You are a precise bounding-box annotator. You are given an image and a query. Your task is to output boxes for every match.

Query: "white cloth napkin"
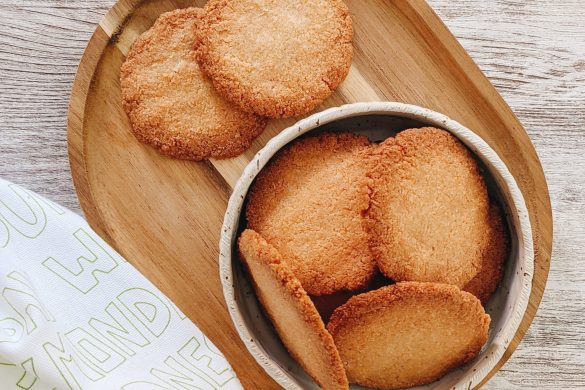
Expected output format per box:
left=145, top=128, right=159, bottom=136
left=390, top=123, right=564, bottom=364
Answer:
left=0, top=178, right=242, bottom=390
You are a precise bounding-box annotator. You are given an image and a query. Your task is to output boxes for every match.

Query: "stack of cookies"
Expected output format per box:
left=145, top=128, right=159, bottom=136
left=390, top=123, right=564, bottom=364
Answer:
left=120, top=0, right=353, bottom=161
left=238, top=129, right=509, bottom=390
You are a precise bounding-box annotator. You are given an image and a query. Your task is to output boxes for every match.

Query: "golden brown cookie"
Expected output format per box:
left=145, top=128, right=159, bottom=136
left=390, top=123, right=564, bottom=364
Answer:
left=195, top=0, right=353, bottom=118
left=238, top=229, right=348, bottom=390
left=327, top=282, right=490, bottom=389
left=365, top=127, right=493, bottom=288
left=246, top=133, right=376, bottom=296
left=463, top=202, right=509, bottom=303
left=120, top=7, right=267, bottom=160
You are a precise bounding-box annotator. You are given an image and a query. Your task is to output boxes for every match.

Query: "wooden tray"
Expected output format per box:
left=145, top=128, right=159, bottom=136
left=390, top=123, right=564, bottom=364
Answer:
left=67, top=0, right=552, bottom=388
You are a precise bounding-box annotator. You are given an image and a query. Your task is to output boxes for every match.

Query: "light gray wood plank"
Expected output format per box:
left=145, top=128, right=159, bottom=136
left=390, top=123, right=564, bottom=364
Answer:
left=0, top=1, right=583, bottom=388
left=0, top=1, right=111, bottom=211
left=430, top=1, right=585, bottom=388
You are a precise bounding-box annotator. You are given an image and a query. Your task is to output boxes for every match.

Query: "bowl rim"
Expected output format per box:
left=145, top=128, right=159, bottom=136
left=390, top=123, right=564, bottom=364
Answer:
left=218, top=101, right=534, bottom=389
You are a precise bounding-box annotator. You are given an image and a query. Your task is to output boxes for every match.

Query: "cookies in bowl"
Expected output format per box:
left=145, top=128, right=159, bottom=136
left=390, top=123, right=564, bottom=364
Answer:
left=237, top=127, right=509, bottom=389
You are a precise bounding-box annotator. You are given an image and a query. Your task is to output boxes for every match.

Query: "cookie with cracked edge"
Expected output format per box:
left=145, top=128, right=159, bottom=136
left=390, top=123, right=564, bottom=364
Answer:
left=327, top=282, right=490, bottom=389
left=246, top=132, right=376, bottom=296
left=238, top=229, right=348, bottom=390
left=364, top=127, right=494, bottom=288
left=120, top=7, right=267, bottom=160
left=195, top=0, right=353, bottom=118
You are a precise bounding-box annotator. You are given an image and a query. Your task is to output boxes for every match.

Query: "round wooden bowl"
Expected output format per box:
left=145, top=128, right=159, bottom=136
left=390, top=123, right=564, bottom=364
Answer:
left=220, top=102, right=534, bottom=389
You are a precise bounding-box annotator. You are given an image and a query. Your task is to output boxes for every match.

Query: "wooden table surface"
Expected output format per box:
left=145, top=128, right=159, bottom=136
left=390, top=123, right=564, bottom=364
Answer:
left=0, top=1, right=583, bottom=388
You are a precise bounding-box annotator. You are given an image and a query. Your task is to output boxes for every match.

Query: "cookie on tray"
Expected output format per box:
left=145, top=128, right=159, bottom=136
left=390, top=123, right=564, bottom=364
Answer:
left=246, top=133, right=376, bottom=296
left=327, top=282, right=490, bottom=389
left=120, top=7, right=267, bottom=160
left=365, top=127, right=494, bottom=288
left=195, top=0, right=353, bottom=118
left=238, top=229, right=348, bottom=390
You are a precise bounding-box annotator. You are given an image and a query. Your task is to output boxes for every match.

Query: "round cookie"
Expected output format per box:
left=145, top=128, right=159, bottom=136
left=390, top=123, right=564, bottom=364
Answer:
left=120, top=7, right=267, bottom=160
left=195, top=0, right=353, bottom=118
left=463, top=202, right=510, bottom=303
left=238, top=229, right=348, bottom=390
left=365, top=127, right=493, bottom=288
left=327, top=282, right=490, bottom=389
left=246, top=133, right=376, bottom=296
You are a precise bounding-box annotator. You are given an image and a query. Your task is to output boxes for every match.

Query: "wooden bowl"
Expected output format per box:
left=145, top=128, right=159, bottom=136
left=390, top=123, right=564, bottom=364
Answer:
left=219, top=102, right=534, bottom=390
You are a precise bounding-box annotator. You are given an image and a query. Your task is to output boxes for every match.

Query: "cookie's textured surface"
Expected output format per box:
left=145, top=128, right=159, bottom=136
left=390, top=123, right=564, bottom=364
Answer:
left=327, top=282, right=490, bottom=389
left=121, top=8, right=266, bottom=160
left=463, top=202, right=510, bottom=303
left=246, top=133, right=376, bottom=295
left=238, top=229, right=348, bottom=390
left=365, top=127, right=492, bottom=288
left=195, top=0, right=353, bottom=118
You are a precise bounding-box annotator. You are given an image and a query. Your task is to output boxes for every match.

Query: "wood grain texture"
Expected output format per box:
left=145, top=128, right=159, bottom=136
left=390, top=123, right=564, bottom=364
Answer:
left=0, top=1, right=582, bottom=389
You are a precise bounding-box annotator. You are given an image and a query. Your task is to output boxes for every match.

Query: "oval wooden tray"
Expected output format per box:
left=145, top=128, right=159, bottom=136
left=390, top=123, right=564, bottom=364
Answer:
left=67, top=0, right=552, bottom=388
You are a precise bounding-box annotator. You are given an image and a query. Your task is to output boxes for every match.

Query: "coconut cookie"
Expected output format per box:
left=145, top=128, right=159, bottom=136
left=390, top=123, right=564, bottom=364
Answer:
left=238, top=230, right=348, bottom=390
left=365, top=127, right=493, bottom=288
left=120, top=8, right=267, bottom=160
left=246, top=133, right=376, bottom=296
left=195, top=0, right=353, bottom=118
left=327, top=282, right=490, bottom=389
left=463, top=202, right=509, bottom=303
